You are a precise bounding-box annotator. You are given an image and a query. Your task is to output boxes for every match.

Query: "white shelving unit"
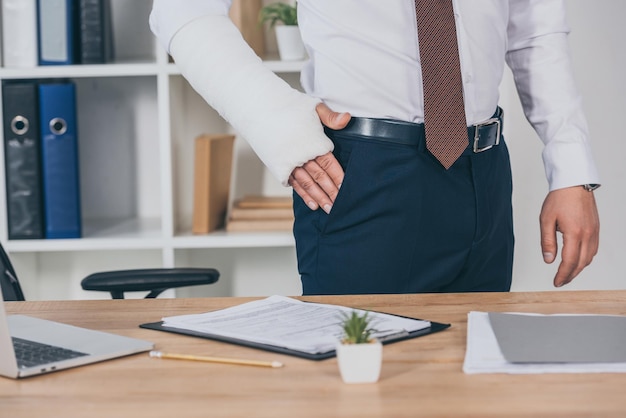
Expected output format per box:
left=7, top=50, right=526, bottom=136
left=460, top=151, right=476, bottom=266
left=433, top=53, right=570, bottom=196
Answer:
left=0, top=0, right=305, bottom=300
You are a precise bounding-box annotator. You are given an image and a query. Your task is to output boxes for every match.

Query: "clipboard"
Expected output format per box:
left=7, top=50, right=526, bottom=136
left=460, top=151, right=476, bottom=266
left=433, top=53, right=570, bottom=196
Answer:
left=139, top=315, right=450, bottom=361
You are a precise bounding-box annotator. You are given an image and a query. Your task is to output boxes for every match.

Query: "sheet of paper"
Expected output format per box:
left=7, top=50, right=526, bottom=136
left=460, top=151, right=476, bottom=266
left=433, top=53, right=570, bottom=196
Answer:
left=463, top=311, right=626, bottom=374
left=161, top=295, right=430, bottom=355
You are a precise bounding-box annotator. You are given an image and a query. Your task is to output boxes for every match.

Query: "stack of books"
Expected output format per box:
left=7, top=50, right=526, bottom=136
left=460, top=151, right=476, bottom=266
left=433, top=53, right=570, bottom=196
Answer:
left=226, top=196, right=294, bottom=232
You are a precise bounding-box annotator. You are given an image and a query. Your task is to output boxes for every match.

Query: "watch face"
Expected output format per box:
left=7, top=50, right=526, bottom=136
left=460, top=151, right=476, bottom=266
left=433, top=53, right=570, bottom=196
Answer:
left=583, top=184, right=600, bottom=192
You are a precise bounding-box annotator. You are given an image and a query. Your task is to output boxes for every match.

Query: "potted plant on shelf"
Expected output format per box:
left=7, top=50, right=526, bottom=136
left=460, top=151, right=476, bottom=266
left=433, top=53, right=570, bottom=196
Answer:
left=258, top=2, right=305, bottom=61
left=336, top=310, right=383, bottom=384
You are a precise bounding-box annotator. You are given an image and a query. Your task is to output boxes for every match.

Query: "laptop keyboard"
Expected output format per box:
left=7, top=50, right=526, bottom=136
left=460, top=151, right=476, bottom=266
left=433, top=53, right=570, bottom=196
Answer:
left=12, top=337, right=88, bottom=368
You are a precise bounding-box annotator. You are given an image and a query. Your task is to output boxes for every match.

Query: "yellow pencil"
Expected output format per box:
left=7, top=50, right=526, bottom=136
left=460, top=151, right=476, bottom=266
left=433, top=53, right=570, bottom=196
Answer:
left=149, top=350, right=284, bottom=368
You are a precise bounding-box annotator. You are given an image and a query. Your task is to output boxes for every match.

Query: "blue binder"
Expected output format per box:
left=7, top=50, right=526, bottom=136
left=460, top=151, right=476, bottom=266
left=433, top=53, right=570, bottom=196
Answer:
left=37, top=0, right=79, bottom=65
left=39, top=82, right=82, bottom=239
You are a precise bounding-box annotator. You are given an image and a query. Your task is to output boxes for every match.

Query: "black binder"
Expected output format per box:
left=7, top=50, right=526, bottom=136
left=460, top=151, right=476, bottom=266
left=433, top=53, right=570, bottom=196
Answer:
left=140, top=312, right=450, bottom=361
left=2, top=81, right=45, bottom=240
left=78, top=0, right=114, bottom=64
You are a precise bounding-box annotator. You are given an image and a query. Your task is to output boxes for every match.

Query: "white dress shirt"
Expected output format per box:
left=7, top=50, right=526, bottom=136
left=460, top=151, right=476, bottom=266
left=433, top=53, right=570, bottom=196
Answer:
left=150, top=0, right=599, bottom=190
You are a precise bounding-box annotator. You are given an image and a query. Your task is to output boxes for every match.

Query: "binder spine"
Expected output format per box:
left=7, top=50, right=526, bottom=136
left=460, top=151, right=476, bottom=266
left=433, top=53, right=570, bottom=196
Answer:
left=39, top=82, right=82, bottom=238
left=1, top=0, right=38, bottom=68
left=2, top=82, right=44, bottom=239
left=37, top=0, right=79, bottom=65
left=78, top=0, right=105, bottom=64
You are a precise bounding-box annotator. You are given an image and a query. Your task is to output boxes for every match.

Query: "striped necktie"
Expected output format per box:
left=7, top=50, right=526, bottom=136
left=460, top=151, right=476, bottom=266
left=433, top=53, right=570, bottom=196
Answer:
left=415, top=0, right=467, bottom=169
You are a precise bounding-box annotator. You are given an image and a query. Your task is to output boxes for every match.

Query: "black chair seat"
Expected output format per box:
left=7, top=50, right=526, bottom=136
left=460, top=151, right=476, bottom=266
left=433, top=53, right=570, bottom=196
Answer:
left=80, top=268, right=220, bottom=299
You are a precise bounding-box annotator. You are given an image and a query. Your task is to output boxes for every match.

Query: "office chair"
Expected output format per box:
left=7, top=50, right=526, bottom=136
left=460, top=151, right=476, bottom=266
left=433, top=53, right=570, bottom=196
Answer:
left=0, top=242, right=25, bottom=301
left=0, top=241, right=219, bottom=301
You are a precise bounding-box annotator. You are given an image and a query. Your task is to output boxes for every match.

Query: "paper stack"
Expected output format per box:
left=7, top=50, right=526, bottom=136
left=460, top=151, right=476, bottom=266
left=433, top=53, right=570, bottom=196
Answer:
left=226, top=196, right=294, bottom=232
left=463, top=311, right=626, bottom=374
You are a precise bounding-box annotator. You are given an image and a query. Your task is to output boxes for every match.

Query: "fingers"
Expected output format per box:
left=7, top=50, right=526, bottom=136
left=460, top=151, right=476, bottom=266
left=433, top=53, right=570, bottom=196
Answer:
left=540, top=215, right=558, bottom=266
left=289, top=152, right=344, bottom=214
left=553, top=224, right=598, bottom=287
left=288, top=103, right=349, bottom=213
left=540, top=187, right=600, bottom=288
left=316, top=102, right=351, bottom=130
left=315, top=152, right=344, bottom=187
left=553, top=236, right=582, bottom=288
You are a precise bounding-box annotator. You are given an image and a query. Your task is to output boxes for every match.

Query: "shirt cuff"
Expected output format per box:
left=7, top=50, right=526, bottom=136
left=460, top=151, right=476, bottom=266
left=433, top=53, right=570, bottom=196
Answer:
left=542, top=141, right=601, bottom=191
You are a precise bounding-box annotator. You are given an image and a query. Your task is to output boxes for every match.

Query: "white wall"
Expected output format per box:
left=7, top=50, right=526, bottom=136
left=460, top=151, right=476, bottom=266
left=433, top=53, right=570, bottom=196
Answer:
left=506, top=0, right=626, bottom=291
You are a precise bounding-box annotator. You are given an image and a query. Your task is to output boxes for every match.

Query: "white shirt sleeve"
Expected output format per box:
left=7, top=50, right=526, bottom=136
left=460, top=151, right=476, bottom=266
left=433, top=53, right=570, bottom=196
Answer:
left=149, top=1, right=334, bottom=185
left=506, top=0, right=600, bottom=190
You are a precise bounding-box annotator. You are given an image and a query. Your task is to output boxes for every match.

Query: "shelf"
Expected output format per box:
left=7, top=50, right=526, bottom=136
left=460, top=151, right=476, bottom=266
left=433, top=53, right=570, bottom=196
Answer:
left=4, top=221, right=296, bottom=253
left=0, top=62, right=161, bottom=79
left=4, top=218, right=164, bottom=252
left=173, top=231, right=295, bottom=249
left=4, top=238, right=166, bottom=253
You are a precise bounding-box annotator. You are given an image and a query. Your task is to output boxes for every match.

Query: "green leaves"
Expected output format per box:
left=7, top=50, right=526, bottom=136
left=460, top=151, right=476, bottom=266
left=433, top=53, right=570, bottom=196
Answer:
left=339, top=310, right=376, bottom=344
left=258, top=2, right=298, bottom=28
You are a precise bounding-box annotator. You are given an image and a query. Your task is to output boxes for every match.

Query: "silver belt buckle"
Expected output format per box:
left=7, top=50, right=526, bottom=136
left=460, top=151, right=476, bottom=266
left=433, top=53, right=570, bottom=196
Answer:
left=473, top=117, right=501, bottom=153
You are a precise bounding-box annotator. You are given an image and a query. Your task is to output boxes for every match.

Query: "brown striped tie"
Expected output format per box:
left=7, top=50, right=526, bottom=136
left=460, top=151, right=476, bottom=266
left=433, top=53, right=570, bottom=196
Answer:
left=415, top=0, right=467, bottom=169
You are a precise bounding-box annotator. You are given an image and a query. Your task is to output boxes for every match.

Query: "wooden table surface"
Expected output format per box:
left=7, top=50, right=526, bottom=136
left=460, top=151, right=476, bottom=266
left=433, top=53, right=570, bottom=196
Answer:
left=2, top=290, right=626, bottom=418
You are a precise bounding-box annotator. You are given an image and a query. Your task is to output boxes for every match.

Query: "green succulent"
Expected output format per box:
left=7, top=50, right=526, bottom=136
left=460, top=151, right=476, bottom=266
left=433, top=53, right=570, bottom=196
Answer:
left=258, top=2, right=298, bottom=28
left=339, top=310, right=377, bottom=344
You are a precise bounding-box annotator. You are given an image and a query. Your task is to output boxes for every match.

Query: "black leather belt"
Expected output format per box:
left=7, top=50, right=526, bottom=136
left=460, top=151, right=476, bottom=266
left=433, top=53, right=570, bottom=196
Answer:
left=327, top=107, right=503, bottom=156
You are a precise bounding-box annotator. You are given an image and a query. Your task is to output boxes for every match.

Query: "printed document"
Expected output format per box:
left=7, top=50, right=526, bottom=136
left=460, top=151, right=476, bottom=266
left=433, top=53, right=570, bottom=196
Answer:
left=463, top=311, right=626, bottom=374
left=162, top=295, right=430, bottom=355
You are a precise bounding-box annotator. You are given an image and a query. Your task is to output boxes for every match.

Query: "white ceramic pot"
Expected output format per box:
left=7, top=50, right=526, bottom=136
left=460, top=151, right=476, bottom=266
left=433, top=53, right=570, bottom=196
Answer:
left=275, top=25, right=305, bottom=61
left=336, top=340, right=383, bottom=384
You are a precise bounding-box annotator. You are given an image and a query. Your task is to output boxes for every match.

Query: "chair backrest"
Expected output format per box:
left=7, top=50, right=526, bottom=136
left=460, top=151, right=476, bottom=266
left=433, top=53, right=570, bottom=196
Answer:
left=0, top=242, right=25, bottom=301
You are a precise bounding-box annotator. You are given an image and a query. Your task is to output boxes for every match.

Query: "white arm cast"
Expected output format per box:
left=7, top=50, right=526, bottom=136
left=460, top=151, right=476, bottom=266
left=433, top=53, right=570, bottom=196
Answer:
left=169, top=15, right=334, bottom=185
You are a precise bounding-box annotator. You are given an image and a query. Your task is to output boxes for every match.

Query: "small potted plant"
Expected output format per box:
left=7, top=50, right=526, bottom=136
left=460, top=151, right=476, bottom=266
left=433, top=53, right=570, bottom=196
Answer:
left=336, top=310, right=383, bottom=384
left=258, top=2, right=305, bottom=61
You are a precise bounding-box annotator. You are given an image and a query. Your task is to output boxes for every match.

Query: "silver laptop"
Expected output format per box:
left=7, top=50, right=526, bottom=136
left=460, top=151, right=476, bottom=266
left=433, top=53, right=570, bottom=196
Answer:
left=0, top=285, right=154, bottom=379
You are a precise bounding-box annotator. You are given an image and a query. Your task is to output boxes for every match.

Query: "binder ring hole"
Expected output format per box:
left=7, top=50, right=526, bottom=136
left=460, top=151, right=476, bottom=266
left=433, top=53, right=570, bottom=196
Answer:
left=50, top=118, right=67, bottom=135
left=11, top=116, right=29, bottom=135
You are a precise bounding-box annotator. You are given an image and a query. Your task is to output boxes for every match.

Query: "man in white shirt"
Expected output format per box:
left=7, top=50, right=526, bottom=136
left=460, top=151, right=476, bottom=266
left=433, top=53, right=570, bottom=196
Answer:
left=150, top=0, right=600, bottom=295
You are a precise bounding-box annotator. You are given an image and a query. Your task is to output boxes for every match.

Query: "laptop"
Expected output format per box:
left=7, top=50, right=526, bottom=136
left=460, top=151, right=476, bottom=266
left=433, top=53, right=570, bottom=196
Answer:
left=0, top=280, right=154, bottom=379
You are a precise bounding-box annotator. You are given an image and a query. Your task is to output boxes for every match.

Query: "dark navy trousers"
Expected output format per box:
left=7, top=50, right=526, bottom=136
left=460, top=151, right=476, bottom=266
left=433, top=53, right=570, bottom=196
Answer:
left=293, top=118, right=514, bottom=295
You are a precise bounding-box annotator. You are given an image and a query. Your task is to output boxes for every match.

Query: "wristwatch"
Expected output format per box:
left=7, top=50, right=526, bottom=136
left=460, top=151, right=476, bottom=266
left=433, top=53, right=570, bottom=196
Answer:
left=581, top=184, right=600, bottom=192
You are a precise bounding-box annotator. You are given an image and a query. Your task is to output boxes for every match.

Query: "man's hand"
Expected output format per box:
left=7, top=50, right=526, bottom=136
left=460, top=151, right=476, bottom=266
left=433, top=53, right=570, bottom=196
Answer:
left=540, top=186, right=600, bottom=287
left=288, top=103, right=351, bottom=213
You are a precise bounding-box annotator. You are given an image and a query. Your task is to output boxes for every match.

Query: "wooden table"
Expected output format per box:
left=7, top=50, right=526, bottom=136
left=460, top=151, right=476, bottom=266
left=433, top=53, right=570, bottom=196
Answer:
left=2, top=291, right=626, bottom=417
